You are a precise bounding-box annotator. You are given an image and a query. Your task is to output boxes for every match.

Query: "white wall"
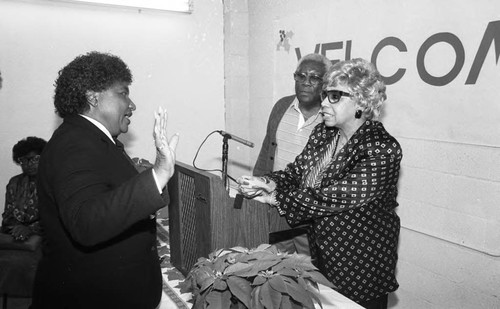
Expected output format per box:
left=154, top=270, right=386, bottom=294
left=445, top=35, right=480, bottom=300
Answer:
left=0, top=0, right=225, bottom=214
left=224, top=0, right=500, bottom=308
left=2, top=0, right=500, bottom=307
left=224, top=0, right=252, bottom=182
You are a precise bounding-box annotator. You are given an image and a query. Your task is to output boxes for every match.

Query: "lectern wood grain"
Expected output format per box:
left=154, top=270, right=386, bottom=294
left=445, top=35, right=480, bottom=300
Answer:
left=168, top=162, right=270, bottom=276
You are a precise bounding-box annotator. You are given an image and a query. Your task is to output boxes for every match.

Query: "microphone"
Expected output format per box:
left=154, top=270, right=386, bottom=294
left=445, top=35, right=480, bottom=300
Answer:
left=217, top=130, right=254, bottom=148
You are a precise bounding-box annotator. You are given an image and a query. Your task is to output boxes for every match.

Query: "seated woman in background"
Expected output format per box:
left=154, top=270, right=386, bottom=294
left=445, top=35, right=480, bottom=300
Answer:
left=238, top=58, right=402, bottom=309
left=1, top=136, right=47, bottom=242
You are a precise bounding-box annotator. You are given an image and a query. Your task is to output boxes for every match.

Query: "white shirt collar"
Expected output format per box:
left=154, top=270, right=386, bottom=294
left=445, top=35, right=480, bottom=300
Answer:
left=289, top=97, right=323, bottom=130
left=79, top=114, right=115, bottom=144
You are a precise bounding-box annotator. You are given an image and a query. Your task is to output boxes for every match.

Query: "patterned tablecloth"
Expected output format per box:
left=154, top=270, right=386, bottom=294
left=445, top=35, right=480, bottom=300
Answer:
left=156, top=218, right=192, bottom=309
left=155, top=218, right=362, bottom=309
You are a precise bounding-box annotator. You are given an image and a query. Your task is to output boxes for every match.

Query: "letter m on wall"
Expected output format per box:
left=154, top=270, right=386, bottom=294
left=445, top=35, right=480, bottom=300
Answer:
left=466, top=20, right=500, bottom=84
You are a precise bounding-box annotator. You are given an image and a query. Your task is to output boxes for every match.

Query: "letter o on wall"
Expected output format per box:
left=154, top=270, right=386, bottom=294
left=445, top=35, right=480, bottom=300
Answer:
left=417, top=32, right=465, bottom=86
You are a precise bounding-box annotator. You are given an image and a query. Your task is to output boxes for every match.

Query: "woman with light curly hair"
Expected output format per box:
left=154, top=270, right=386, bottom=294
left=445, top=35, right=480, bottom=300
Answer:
left=238, top=58, right=403, bottom=308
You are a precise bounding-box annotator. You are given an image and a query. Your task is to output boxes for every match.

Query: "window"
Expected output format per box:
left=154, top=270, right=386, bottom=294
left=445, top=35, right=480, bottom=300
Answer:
left=56, top=0, right=193, bottom=13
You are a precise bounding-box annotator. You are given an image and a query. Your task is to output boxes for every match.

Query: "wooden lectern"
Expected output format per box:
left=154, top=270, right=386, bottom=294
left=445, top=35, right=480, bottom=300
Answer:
left=168, top=162, right=277, bottom=276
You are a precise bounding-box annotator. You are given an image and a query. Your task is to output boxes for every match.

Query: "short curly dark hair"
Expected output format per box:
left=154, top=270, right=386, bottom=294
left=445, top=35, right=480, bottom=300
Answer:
left=53, top=51, right=133, bottom=118
left=12, top=136, right=47, bottom=164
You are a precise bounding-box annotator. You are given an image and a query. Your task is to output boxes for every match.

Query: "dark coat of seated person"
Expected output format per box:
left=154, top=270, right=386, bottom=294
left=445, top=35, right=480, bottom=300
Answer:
left=1, top=136, right=47, bottom=250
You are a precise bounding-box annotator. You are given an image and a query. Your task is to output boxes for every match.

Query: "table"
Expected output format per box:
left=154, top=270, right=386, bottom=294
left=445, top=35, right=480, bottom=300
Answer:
left=315, top=284, right=364, bottom=309
left=155, top=218, right=362, bottom=309
left=0, top=234, right=42, bottom=301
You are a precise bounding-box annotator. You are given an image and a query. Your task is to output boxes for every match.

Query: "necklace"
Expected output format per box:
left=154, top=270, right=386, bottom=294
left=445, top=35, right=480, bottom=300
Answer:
left=331, top=131, right=341, bottom=157
left=332, top=133, right=346, bottom=160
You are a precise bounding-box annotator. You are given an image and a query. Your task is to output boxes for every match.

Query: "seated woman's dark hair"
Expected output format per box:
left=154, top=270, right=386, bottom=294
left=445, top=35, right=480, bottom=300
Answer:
left=12, top=136, right=47, bottom=163
left=53, top=51, right=133, bottom=118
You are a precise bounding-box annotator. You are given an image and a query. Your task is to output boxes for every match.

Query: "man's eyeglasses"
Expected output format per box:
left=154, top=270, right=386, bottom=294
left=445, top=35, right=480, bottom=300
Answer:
left=293, top=72, right=323, bottom=86
left=18, top=155, right=40, bottom=166
left=321, top=90, right=353, bottom=103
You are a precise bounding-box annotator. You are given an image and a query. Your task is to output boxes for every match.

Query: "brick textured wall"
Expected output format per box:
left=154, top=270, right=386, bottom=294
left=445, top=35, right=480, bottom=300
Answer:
left=224, top=0, right=500, bottom=308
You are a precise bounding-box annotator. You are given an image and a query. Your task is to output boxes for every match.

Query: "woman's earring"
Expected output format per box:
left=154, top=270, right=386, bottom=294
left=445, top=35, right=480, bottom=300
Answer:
left=355, top=109, right=362, bottom=119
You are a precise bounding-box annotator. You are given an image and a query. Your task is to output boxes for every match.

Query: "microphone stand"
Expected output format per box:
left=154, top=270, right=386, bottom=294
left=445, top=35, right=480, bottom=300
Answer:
left=221, top=134, right=230, bottom=191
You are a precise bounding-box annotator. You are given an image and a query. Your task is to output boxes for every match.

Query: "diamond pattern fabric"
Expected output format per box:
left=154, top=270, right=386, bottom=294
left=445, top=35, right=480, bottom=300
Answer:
left=268, top=120, right=402, bottom=303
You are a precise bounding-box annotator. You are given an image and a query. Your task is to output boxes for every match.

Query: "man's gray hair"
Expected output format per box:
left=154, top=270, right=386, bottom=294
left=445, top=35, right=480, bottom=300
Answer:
left=296, top=53, right=332, bottom=72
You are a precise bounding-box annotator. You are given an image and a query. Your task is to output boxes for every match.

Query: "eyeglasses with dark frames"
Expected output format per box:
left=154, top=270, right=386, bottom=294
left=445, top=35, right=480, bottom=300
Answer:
left=293, top=72, right=323, bottom=86
left=321, top=90, right=353, bottom=103
left=18, top=155, right=40, bottom=166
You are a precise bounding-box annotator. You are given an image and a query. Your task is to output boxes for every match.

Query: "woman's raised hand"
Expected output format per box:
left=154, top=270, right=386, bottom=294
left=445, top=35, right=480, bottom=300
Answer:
left=153, top=106, right=179, bottom=188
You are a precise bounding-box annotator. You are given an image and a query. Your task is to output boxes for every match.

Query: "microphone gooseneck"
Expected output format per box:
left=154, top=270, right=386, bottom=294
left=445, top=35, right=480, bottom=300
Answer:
left=217, top=130, right=254, bottom=148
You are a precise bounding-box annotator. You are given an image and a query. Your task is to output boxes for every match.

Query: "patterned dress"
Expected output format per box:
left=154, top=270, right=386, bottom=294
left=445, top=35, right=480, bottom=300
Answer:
left=1, top=174, right=41, bottom=235
left=268, top=120, right=402, bottom=303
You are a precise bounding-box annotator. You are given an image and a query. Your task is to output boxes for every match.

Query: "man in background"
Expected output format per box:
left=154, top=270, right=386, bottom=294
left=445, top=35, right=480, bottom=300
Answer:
left=253, top=53, right=332, bottom=254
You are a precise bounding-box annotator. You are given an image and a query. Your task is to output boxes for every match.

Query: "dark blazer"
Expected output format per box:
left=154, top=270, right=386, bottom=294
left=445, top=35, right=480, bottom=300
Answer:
left=32, top=115, right=168, bottom=309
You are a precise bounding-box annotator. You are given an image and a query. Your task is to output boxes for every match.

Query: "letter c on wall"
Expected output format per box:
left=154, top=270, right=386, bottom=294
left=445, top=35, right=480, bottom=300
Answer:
left=371, top=37, right=407, bottom=85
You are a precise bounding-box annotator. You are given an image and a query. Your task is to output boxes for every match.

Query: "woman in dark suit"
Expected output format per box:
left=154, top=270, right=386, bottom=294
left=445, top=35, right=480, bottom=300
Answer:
left=238, top=58, right=402, bottom=309
left=31, top=51, right=178, bottom=309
